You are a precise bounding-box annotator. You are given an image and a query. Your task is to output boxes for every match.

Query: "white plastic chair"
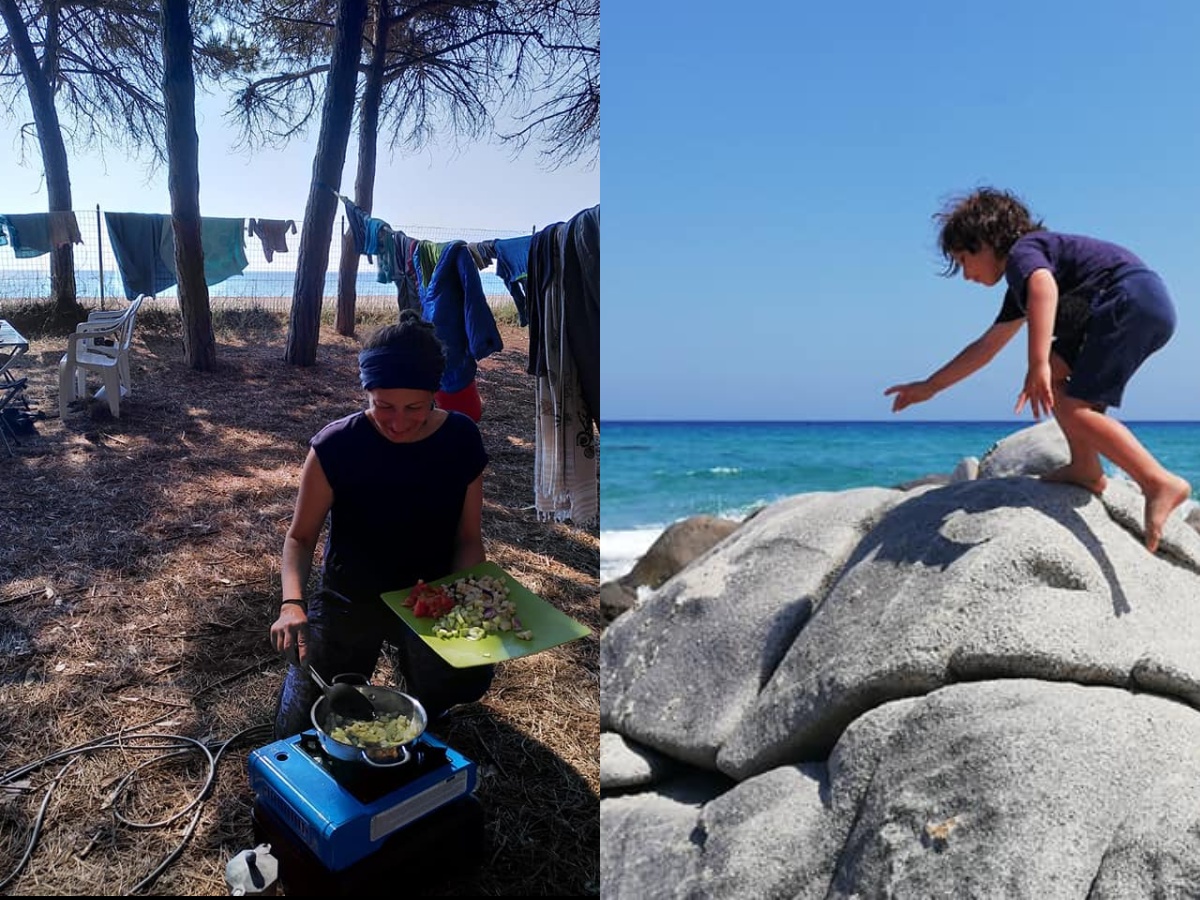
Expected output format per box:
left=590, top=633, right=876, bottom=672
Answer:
left=58, top=294, right=145, bottom=417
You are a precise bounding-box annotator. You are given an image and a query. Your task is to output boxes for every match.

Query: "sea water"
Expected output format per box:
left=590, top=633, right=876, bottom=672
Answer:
left=0, top=267, right=511, bottom=301
left=601, top=420, right=1200, bottom=582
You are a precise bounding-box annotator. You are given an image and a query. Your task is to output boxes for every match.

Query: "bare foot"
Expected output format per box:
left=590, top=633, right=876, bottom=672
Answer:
left=1040, top=465, right=1108, bottom=496
left=1144, top=475, right=1192, bottom=554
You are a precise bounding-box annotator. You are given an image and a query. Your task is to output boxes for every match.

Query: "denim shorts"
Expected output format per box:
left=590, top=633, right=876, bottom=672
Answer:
left=1065, top=270, right=1176, bottom=408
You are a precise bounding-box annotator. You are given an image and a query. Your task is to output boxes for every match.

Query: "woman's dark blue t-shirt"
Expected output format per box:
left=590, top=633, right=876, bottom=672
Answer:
left=311, top=410, right=488, bottom=599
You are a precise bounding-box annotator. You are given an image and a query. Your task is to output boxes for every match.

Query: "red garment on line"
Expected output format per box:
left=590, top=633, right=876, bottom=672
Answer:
left=436, top=379, right=482, bottom=422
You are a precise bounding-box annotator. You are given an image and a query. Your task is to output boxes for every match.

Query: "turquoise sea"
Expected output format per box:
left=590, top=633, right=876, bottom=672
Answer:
left=0, top=267, right=510, bottom=301
left=600, top=420, right=1200, bottom=582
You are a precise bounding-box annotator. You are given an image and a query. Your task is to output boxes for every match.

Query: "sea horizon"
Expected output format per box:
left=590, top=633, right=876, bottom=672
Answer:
left=603, top=417, right=1200, bottom=425
left=0, top=266, right=512, bottom=302
left=601, top=419, right=1200, bottom=583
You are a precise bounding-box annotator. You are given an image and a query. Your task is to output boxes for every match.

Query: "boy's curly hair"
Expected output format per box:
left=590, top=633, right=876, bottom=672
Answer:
left=935, top=187, right=1044, bottom=277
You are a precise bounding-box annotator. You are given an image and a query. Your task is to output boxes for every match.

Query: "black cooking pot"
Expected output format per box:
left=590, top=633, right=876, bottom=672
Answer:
left=310, top=682, right=428, bottom=768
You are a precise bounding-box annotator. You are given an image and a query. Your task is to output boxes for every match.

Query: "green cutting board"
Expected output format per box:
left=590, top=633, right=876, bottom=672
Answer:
left=382, top=561, right=592, bottom=668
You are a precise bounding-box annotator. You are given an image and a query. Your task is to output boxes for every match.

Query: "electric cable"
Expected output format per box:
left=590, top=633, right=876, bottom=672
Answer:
left=0, top=720, right=277, bottom=894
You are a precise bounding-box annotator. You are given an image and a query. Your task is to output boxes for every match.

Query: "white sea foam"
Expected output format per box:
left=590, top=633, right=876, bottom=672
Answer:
left=600, top=527, right=663, bottom=583
left=601, top=504, right=767, bottom=584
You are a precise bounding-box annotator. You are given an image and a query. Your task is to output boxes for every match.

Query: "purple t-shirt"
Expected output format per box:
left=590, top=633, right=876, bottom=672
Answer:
left=995, top=231, right=1148, bottom=324
left=311, top=410, right=488, bottom=599
left=993, top=231, right=1150, bottom=361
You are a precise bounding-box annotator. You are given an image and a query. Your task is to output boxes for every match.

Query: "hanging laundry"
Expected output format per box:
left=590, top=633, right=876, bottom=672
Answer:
left=364, top=218, right=390, bottom=258
left=248, top=218, right=296, bottom=263
left=104, top=212, right=249, bottom=301
left=394, top=231, right=422, bottom=314
left=372, top=223, right=400, bottom=284
left=0, top=211, right=83, bottom=258
left=335, top=192, right=391, bottom=264
left=525, top=223, right=561, bottom=379
left=337, top=194, right=369, bottom=255
left=492, top=235, right=533, bottom=326
left=417, top=241, right=451, bottom=286
left=526, top=216, right=597, bottom=528
left=465, top=242, right=493, bottom=271
left=435, top=380, right=483, bottom=423
left=562, top=205, right=600, bottom=431
left=104, top=213, right=177, bottom=299
left=415, top=239, right=503, bottom=396
left=189, top=217, right=250, bottom=286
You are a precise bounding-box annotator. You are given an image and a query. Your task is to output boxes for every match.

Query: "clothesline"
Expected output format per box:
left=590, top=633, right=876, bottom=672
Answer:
left=0, top=204, right=527, bottom=266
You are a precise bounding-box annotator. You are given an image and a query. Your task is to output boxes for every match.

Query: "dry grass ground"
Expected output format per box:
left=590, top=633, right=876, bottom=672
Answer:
left=0, top=302, right=599, bottom=896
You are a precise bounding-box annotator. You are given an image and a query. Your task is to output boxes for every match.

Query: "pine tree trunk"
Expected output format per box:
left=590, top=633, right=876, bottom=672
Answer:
left=335, top=228, right=360, bottom=336
left=334, top=0, right=391, bottom=337
left=287, top=0, right=370, bottom=365
left=0, top=0, right=79, bottom=317
left=161, top=0, right=215, bottom=371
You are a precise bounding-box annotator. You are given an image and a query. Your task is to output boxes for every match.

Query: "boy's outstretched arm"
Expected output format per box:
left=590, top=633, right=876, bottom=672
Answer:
left=1014, top=269, right=1058, bottom=419
left=885, top=319, right=1024, bottom=412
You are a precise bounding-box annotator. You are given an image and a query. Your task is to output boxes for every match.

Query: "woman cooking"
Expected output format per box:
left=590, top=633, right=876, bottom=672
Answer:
left=269, top=309, right=494, bottom=739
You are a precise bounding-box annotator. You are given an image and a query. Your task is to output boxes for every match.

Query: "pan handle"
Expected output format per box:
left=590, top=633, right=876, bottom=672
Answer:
left=359, top=744, right=412, bottom=768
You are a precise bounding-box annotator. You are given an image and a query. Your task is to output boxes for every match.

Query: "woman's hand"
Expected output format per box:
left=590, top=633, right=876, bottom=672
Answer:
left=1015, top=361, right=1054, bottom=419
left=884, top=380, right=936, bottom=412
left=270, top=603, right=309, bottom=666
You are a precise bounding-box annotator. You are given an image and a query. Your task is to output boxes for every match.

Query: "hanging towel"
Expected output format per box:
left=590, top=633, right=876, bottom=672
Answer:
left=160, top=216, right=249, bottom=288
left=104, top=213, right=177, bottom=299
left=530, top=219, right=597, bottom=528
left=200, top=217, right=250, bottom=285
left=0, top=211, right=83, bottom=258
left=105, top=212, right=249, bottom=300
left=416, top=240, right=503, bottom=395
left=248, top=218, right=296, bottom=262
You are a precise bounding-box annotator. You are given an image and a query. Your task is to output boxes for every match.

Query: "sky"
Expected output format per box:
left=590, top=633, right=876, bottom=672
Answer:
left=602, top=0, right=1200, bottom=422
left=0, top=87, right=598, bottom=236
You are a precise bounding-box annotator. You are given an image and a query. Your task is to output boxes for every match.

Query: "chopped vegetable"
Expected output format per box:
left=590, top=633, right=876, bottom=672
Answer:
left=330, top=711, right=422, bottom=748
left=428, top=574, right=534, bottom=641
left=404, top=580, right=457, bottom=618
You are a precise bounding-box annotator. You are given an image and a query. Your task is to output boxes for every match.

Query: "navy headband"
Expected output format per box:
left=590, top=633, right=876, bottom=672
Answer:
left=358, top=347, right=442, bottom=392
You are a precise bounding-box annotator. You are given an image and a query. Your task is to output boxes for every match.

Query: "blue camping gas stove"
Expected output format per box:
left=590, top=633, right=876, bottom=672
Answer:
left=248, top=730, right=484, bottom=895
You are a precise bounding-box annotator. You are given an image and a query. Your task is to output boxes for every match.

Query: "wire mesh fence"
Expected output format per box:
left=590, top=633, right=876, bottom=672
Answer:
left=0, top=206, right=531, bottom=315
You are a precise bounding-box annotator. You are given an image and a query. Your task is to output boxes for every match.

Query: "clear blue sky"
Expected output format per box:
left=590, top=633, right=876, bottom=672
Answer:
left=0, top=91, right=598, bottom=234
left=602, top=1, right=1200, bottom=422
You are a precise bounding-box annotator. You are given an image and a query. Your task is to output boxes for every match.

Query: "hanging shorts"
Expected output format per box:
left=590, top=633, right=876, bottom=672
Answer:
left=1066, top=269, right=1176, bottom=409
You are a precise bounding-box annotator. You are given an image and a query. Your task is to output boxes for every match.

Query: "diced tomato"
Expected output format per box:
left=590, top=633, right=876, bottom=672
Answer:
left=408, top=582, right=456, bottom=618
